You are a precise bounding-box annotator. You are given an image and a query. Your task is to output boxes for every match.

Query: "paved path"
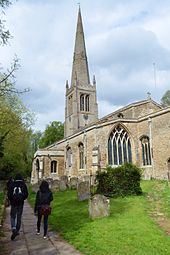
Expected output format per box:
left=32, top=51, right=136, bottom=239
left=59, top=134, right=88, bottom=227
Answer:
left=0, top=201, right=81, bottom=255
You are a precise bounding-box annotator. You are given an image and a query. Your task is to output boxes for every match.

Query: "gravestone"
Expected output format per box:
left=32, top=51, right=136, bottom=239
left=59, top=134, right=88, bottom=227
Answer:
left=60, top=175, right=69, bottom=187
left=31, top=183, right=39, bottom=193
left=89, top=194, right=110, bottom=219
left=45, top=178, right=53, bottom=189
left=59, top=180, right=67, bottom=191
left=77, top=181, right=90, bottom=201
left=51, top=179, right=60, bottom=191
left=70, top=177, right=78, bottom=189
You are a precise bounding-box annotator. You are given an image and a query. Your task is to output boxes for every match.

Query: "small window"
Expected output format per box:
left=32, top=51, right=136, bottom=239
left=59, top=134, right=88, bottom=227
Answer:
left=117, top=113, right=124, bottom=118
left=51, top=160, right=57, bottom=173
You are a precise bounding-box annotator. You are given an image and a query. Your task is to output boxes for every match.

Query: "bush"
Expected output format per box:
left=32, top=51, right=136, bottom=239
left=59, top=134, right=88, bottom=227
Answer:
left=96, top=163, right=143, bottom=197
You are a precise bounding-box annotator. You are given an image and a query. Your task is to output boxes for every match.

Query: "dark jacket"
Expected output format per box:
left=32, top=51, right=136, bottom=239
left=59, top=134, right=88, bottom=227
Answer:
left=8, top=179, right=28, bottom=206
left=34, top=190, right=53, bottom=214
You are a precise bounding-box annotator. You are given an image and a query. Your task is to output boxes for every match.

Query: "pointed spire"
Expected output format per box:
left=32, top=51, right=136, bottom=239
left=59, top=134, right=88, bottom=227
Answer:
left=93, top=74, right=96, bottom=86
left=66, top=80, right=69, bottom=90
left=71, top=7, right=90, bottom=87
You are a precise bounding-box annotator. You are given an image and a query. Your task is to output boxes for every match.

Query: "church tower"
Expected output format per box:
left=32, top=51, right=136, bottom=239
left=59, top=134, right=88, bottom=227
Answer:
left=64, top=7, right=98, bottom=137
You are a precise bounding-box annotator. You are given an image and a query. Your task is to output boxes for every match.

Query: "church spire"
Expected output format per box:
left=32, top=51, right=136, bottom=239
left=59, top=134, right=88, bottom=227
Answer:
left=71, top=7, right=90, bottom=87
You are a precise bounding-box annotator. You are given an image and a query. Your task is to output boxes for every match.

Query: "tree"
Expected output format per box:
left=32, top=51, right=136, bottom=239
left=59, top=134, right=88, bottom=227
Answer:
left=0, top=91, right=35, bottom=179
left=0, top=1, right=29, bottom=93
left=39, top=121, right=64, bottom=148
left=0, top=0, right=12, bottom=45
left=161, top=90, right=170, bottom=107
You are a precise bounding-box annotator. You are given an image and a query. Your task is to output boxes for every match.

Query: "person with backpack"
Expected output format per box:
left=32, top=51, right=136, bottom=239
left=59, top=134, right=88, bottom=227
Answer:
left=34, top=180, right=53, bottom=239
left=8, top=173, right=28, bottom=240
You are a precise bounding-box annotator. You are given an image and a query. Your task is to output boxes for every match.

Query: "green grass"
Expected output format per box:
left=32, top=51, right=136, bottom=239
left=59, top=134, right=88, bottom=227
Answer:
left=28, top=181, right=170, bottom=255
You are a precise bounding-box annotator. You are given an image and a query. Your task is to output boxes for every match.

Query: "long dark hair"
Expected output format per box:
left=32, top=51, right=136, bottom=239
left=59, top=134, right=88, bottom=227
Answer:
left=39, top=180, right=50, bottom=193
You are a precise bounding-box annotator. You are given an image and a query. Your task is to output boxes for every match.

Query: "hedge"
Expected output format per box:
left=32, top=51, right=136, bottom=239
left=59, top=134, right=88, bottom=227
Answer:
left=96, top=163, right=143, bottom=197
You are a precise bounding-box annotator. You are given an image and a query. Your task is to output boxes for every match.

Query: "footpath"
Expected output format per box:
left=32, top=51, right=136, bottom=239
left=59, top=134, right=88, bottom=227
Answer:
left=0, top=201, right=81, bottom=255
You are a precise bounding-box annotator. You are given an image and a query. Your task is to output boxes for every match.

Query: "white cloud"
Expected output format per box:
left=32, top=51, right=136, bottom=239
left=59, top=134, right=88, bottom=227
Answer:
left=1, top=0, right=170, bottom=131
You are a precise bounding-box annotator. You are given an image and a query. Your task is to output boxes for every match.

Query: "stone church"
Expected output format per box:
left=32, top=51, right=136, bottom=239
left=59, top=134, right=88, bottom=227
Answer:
left=31, top=8, right=170, bottom=184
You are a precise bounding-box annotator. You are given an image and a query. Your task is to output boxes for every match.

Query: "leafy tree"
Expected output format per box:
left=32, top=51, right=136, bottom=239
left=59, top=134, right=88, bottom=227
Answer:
left=0, top=91, right=35, bottom=179
left=39, top=121, right=64, bottom=148
left=30, top=130, right=42, bottom=154
left=161, top=90, right=170, bottom=107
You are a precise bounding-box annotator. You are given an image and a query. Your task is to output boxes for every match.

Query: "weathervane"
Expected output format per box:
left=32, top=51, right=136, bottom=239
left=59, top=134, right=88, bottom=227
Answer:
left=147, top=92, right=151, bottom=100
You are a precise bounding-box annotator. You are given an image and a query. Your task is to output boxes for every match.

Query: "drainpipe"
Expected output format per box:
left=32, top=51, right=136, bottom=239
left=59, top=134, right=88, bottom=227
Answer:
left=83, top=129, right=87, bottom=174
left=148, top=117, right=154, bottom=178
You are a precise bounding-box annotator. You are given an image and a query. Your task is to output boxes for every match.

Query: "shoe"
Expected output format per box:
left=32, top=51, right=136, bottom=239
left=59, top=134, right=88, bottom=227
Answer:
left=11, top=231, right=17, bottom=241
left=36, top=232, right=40, bottom=235
left=43, top=236, right=47, bottom=239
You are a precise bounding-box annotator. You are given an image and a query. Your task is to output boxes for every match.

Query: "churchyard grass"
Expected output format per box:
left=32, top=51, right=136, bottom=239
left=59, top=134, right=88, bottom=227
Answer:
left=28, top=181, right=170, bottom=255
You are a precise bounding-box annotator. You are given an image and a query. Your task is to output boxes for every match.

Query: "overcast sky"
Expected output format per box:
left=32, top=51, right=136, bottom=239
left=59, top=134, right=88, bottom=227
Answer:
left=1, top=0, right=170, bottom=131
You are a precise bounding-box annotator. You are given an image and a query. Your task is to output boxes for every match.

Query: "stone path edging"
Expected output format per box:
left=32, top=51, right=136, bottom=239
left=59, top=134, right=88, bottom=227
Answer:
left=0, top=200, right=82, bottom=255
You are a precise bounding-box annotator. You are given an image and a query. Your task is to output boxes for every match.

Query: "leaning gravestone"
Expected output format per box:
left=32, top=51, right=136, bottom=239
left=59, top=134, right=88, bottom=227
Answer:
left=77, top=181, right=90, bottom=201
left=59, top=180, right=67, bottom=191
left=89, top=194, right=110, bottom=219
left=51, top=179, right=60, bottom=191
left=70, top=177, right=78, bottom=189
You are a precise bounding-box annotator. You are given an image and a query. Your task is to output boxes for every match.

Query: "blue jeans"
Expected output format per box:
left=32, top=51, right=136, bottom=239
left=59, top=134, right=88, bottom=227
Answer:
left=37, top=208, right=48, bottom=236
left=10, top=205, right=23, bottom=232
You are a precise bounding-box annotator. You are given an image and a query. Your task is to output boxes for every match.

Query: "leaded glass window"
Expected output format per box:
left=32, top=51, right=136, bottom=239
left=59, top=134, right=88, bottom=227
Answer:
left=141, top=136, right=151, bottom=165
left=80, top=94, right=90, bottom=112
left=80, top=94, right=84, bottom=111
left=108, top=125, right=132, bottom=165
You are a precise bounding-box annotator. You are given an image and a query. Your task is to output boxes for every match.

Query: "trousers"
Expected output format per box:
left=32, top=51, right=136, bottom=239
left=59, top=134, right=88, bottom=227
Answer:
left=37, top=209, right=49, bottom=236
left=10, top=204, right=23, bottom=232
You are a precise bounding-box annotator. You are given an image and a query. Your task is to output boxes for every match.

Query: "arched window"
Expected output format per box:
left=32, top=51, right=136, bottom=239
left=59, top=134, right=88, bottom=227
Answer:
left=67, top=147, right=72, bottom=167
left=51, top=160, right=57, bottom=173
left=108, top=125, right=132, bottom=165
left=79, top=143, right=84, bottom=169
left=36, top=159, right=40, bottom=171
left=80, top=94, right=90, bottom=112
left=80, top=94, right=85, bottom=111
left=141, top=136, right=151, bottom=166
left=85, top=95, right=89, bottom=111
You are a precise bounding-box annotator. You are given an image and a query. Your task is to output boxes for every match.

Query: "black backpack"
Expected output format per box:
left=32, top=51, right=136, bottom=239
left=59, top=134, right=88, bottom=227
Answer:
left=13, top=186, right=24, bottom=205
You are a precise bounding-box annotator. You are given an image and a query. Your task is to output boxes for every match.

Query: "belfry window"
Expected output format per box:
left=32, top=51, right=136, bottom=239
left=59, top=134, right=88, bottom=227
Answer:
left=80, top=94, right=90, bottom=112
left=85, top=95, right=89, bottom=111
left=108, top=125, right=132, bottom=165
left=141, top=136, right=151, bottom=165
left=79, top=142, right=84, bottom=169
left=51, top=160, right=57, bottom=173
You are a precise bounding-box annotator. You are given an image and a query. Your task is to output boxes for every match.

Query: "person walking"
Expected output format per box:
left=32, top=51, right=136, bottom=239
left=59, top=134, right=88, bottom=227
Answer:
left=34, top=180, right=53, bottom=239
left=7, top=173, right=28, bottom=240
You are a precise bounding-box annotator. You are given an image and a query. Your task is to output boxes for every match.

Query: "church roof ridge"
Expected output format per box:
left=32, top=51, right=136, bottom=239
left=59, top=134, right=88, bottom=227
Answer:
left=98, top=99, right=162, bottom=122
